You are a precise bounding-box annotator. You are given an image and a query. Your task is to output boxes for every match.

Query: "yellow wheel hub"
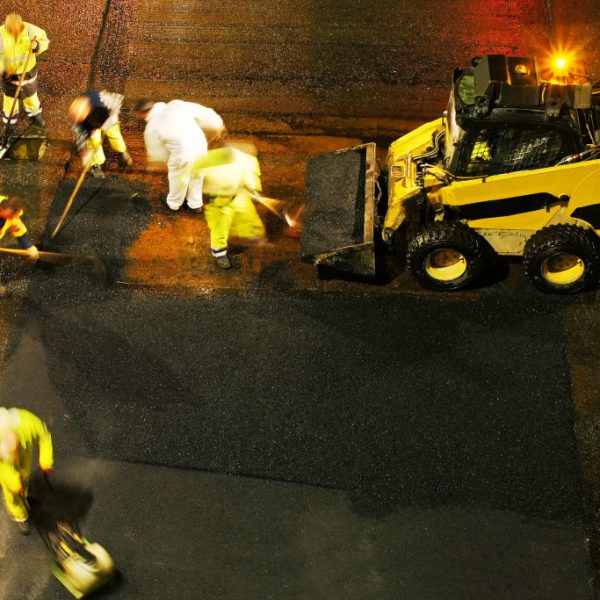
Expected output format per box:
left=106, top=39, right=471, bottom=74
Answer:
left=425, top=248, right=468, bottom=282
left=541, top=253, right=585, bottom=286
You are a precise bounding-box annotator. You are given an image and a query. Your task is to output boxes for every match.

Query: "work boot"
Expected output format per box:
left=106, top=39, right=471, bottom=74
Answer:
left=215, top=255, right=232, bottom=270
left=0, top=284, right=11, bottom=299
left=117, top=151, right=133, bottom=169
left=188, top=206, right=203, bottom=214
left=16, top=520, right=31, bottom=536
left=90, top=165, right=105, bottom=179
left=29, top=113, right=45, bottom=128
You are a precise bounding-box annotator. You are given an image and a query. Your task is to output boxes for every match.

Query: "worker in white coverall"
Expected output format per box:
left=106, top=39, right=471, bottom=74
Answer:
left=134, top=99, right=226, bottom=212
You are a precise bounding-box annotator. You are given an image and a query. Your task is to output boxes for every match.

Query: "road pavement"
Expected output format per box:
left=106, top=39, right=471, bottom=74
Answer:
left=0, top=1, right=599, bottom=598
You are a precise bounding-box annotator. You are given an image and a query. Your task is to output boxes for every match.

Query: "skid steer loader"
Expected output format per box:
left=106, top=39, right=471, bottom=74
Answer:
left=302, top=54, right=600, bottom=293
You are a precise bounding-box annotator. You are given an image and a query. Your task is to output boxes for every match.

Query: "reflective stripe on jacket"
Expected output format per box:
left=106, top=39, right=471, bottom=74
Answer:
left=0, top=22, right=49, bottom=77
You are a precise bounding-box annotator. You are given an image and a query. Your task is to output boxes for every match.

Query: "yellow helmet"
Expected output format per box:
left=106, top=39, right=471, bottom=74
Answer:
left=5, top=13, right=24, bottom=37
left=68, top=96, right=92, bottom=124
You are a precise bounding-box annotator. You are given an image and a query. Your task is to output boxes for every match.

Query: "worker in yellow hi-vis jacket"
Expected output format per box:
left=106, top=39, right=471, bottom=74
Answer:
left=193, top=144, right=266, bottom=269
left=0, top=195, right=39, bottom=298
left=0, top=13, right=49, bottom=128
left=0, top=407, right=53, bottom=535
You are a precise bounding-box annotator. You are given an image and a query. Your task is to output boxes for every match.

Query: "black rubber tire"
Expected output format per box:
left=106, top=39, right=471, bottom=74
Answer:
left=406, top=221, right=489, bottom=290
left=523, top=224, right=600, bottom=294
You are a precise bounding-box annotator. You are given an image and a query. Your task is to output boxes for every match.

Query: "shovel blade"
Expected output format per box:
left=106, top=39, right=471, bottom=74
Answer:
left=2, top=134, right=47, bottom=160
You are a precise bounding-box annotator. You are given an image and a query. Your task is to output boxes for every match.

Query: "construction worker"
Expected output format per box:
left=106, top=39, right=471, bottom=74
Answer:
left=194, top=144, right=266, bottom=269
left=0, top=196, right=39, bottom=298
left=0, top=13, right=49, bottom=128
left=69, top=90, right=133, bottom=179
left=134, top=98, right=226, bottom=212
left=0, top=407, right=53, bottom=535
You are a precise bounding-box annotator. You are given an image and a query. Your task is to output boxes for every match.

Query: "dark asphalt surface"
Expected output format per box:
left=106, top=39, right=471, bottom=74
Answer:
left=5, top=181, right=584, bottom=520
left=0, top=458, right=591, bottom=600
left=12, top=284, right=585, bottom=521
left=0, top=179, right=593, bottom=599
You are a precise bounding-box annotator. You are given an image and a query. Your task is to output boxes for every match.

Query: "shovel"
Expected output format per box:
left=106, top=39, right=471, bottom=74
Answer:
left=50, top=163, right=92, bottom=239
left=0, top=244, right=108, bottom=282
left=0, top=246, right=76, bottom=263
left=0, top=39, right=36, bottom=159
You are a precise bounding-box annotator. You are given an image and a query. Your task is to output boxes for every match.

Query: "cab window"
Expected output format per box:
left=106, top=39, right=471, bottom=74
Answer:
left=458, top=126, right=569, bottom=177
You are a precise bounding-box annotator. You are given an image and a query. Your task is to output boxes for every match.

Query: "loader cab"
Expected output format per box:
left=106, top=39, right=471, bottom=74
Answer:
left=445, top=55, right=587, bottom=178
left=449, top=116, right=582, bottom=178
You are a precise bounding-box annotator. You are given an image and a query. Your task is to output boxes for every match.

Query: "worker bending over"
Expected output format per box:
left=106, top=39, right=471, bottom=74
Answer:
left=0, top=407, right=53, bottom=535
left=134, top=98, right=226, bottom=212
left=69, top=90, right=133, bottom=179
left=0, top=13, right=49, bottom=128
left=196, top=144, right=266, bottom=269
left=0, top=196, right=38, bottom=297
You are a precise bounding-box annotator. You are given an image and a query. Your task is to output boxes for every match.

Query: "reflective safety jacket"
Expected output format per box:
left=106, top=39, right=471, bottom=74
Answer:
left=200, top=148, right=263, bottom=197
left=0, top=408, right=53, bottom=493
left=0, top=195, right=32, bottom=248
left=144, top=100, right=224, bottom=167
left=0, top=22, right=49, bottom=77
left=72, top=90, right=124, bottom=153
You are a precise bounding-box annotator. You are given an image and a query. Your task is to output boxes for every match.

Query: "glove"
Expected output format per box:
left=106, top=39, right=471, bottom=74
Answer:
left=81, top=149, right=93, bottom=167
left=25, top=246, right=39, bottom=261
left=31, top=40, right=39, bottom=53
left=42, top=466, right=53, bottom=475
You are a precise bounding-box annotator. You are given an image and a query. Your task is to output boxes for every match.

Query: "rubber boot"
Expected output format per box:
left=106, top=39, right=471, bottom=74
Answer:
left=29, top=113, right=45, bottom=128
left=117, top=151, right=133, bottom=169
left=90, top=165, right=105, bottom=179
left=215, top=255, right=232, bottom=269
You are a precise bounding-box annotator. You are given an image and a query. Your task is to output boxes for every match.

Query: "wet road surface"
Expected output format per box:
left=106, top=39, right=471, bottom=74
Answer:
left=0, top=0, right=600, bottom=598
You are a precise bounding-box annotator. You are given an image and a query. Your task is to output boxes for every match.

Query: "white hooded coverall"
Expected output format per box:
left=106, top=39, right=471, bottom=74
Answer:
left=143, top=100, right=224, bottom=211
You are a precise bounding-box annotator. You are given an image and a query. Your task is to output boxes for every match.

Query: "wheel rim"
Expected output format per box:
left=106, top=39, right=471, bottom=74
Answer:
left=540, top=252, right=586, bottom=286
left=424, top=248, right=468, bottom=282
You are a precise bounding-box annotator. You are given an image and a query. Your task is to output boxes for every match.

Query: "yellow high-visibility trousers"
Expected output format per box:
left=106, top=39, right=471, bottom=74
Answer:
left=0, top=447, right=32, bottom=522
left=88, top=123, right=127, bottom=166
left=2, top=92, right=41, bottom=124
left=204, top=192, right=265, bottom=257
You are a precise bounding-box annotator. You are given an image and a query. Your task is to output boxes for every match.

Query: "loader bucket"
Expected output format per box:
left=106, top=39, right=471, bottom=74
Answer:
left=301, top=143, right=377, bottom=278
left=3, top=133, right=47, bottom=160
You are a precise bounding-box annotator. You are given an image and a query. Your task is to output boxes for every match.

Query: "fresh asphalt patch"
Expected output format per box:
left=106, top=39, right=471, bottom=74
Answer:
left=6, top=287, right=585, bottom=521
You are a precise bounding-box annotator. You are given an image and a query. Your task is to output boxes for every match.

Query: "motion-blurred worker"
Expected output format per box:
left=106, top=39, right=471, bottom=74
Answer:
left=134, top=98, right=226, bottom=212
left=0, top=195, right=39, bottom=298
left=0, top=407, right=53, bottom=535
left=69, top=90, right=133, bottom=179
left=0, top=13, right=49, bottom=128
left=194, top=144, right=266, bottom=269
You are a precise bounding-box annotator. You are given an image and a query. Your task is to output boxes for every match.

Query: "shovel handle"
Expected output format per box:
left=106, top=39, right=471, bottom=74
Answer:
left=51, top=163, right=92, bottom=239
left=2, top=39, right=36, bottom=145
left=0, top=246, right=72, bottom=261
